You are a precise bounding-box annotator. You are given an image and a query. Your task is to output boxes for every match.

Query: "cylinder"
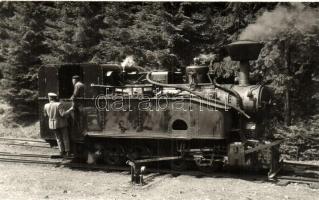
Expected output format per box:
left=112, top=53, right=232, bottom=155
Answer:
left=239, top=61, right=250, bottom=86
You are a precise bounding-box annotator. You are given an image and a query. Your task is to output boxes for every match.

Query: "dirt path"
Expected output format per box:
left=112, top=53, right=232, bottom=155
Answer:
left=0, top=160, right=318, bottom=199
left=0, top=162, right=318, bottom=200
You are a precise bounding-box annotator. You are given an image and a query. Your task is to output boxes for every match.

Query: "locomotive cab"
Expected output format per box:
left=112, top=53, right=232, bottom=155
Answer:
left=38, top=63, right=102, bottom=142
left=58, top=64, right=83, bottom=98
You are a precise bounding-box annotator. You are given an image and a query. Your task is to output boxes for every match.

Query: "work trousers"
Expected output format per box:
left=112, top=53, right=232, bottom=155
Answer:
left=72, top=100, right=86, bottom=138
left=53, top=127, right=70, bottom=153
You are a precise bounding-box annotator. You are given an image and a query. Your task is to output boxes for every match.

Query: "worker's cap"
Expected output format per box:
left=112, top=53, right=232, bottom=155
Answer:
left=72, top=75, right=80, bottom=79
left=47, top=92, right=58, bottom=97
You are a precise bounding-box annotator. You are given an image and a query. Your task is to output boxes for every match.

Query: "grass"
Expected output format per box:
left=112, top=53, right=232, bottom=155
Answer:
left=0, top=121, right=40, bottom=139
left=0, top=103, right=40, bottom=139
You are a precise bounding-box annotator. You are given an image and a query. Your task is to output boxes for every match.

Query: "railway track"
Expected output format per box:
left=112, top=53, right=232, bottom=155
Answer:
left=63, top=160, right=319, bottom=188
left=274, top=161, right=319, bottom=188
left=275, top=175, right=319, bottom=189
left=0, top=137, right=55, bottom=149
left=0, top=137, right=47, bottom=143
left=0, top=157, right=61, bottom=165
left=0, top=151, right=62, bottom=165
left=0, top=152, right=318, bottom=188
left=0, top=151, right=61, bottom=159
left=0, top=137, right=61, bottom=166
left=0, top=137, right=318, bottom=188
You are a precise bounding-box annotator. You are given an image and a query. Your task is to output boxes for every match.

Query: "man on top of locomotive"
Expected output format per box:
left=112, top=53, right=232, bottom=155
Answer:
left=44, top=93, right=74, bottom=157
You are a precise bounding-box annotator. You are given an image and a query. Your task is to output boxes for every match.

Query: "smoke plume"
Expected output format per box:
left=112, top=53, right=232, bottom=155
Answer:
left=121, top=56, right=136, bottom=68
left=239, top=3, right=319, bottom=41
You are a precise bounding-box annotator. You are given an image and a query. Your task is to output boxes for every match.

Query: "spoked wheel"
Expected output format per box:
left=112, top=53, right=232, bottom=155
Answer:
left=103, top=144, right=125, bottom=165
left=127, top=145, right=152, bottom=160
left=196, top=161, right=223, bottom=173
left=170, top=159, right=188, bottom=171
left=197, top=166, right=213, bottom=173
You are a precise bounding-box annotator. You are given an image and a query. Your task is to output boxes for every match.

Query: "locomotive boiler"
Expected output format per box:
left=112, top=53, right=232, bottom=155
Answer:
left=38, top=40, right=280, bottom=175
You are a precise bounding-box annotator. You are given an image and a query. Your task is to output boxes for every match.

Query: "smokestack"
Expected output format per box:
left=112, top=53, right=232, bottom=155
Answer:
left=239, top=61, right=250, bottom=86
left=225, top=40, right=263, bottom=86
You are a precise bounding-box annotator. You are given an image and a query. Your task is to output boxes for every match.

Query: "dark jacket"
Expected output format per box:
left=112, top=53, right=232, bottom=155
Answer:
left=71, top=81, right=85, bottom=100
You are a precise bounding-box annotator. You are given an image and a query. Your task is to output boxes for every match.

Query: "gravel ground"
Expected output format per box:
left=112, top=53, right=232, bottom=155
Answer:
left=0, top=162, right=318, bottom=200
left=0, top=142, right=318, bottom=200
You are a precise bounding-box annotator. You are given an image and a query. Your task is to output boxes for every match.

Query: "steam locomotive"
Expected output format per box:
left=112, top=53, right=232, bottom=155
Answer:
left=38, top=41, right=280, bottom=175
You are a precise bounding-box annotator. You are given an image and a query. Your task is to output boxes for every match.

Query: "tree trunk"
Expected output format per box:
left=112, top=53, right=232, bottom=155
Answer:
left=284, top=87, right=291, bottom=126
left=284, top=40, right=291, bottom=126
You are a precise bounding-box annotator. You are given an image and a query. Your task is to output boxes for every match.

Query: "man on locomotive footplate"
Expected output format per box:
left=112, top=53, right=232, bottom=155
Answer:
left=44, top=93, right=74, bottom=157
left=70, top=75, right=85, bottom=132
left=71, top=75, right=84, bottom=102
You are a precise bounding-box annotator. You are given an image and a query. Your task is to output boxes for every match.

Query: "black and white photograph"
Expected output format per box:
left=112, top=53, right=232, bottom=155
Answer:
left=0, top=1, right=318, bottom=199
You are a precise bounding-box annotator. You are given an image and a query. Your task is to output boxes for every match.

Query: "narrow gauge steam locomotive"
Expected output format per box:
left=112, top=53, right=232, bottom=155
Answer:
left=38, top=41, right=280, bottom=175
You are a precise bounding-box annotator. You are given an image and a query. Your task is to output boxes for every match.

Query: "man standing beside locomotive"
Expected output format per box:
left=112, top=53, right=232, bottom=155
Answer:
left=44, top=93, right=74, bottom=157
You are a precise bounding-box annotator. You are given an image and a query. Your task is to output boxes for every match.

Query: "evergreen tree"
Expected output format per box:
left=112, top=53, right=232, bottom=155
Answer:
left=41, top=2, right=105, bottom=64
left=95, top=3, right=170, bottom=69
left=0, top=2, right=48, bottom=122
left=249, top=4, right=319, bottom=124
left=0, top=1, right=317, bottom=132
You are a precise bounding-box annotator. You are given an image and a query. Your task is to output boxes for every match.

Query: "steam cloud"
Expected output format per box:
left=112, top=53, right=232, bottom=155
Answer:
left=239, top=3, right=319, bottom=41
left=121, top=56, right=136, bottom=68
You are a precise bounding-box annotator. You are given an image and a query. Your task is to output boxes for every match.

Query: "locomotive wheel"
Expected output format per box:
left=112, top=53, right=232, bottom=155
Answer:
left=104, top=144, right=125, bottom=165
left=197, top=166, right=214, bottom=173
left=197, top=162, right=223, bottom=173
left=127, top=145, right=152, bottom=160
left=170, top=159, right=188, bottom=171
